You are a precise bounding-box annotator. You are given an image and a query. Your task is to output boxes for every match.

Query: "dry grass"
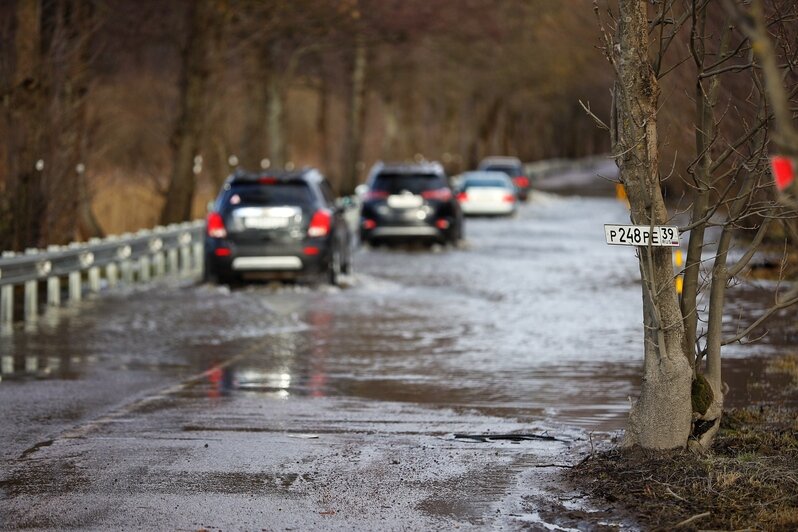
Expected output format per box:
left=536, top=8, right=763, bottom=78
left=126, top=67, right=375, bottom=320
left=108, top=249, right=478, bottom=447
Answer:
left=568, top=406, right=798, bottom=531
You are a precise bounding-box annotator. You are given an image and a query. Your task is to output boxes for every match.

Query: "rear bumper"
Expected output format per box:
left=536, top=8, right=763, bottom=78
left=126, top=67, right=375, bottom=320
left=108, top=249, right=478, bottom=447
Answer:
left=205, top=238, right=329, bottom=279
left=370, top=226, right=441, bottom=237
left=461, top=202, right=515, bottom=216
left=360, top=223, right=450, bottom=243
left=231, top=256, right=303, bottom=271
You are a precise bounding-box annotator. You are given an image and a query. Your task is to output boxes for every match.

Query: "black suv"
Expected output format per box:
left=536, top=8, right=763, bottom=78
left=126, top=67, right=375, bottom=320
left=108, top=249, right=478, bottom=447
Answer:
left=359, top=161, right=463, bottom=246
left=477, top=156, right=531, bottom=201
left=204, top=168, right=352, bottom=285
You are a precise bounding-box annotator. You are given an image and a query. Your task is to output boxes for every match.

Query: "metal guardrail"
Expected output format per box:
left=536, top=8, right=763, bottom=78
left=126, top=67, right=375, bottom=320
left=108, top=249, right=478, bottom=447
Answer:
left=0, top=221, right=205, bottom=326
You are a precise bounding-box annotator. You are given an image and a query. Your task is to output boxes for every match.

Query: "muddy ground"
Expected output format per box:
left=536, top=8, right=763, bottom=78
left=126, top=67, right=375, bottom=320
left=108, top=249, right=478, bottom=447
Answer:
left=1, top=165, right=796, bottom=530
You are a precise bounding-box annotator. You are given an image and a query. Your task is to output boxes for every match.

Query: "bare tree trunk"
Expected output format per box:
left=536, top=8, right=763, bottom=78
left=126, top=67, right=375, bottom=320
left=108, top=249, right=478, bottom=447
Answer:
left=381, top=95, right=399, bottom=160
left=7, top=0, right=47, bottom=250
left=267, top=75, right=285, bottom=168
left=341, top=33, right=367, bottom=195
left=66, top=0, right=103, bottom=240
left=317, top=72, right=331, bottom=177
left=729, top=0, right=798, bottom=207
left=239, top=72, right=268, bottom=171
left=161, top=1, right=212, bottom=225
left=612, top=0, right=693, bottom=450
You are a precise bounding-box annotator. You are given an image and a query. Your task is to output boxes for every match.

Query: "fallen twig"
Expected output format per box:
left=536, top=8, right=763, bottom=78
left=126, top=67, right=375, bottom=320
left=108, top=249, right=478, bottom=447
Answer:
left=674, top=511, right=710, bottom=528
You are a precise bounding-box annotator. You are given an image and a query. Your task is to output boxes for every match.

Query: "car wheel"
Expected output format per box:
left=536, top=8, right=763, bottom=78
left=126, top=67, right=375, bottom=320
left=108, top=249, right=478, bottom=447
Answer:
left=328, top=248, right=342, bottom=286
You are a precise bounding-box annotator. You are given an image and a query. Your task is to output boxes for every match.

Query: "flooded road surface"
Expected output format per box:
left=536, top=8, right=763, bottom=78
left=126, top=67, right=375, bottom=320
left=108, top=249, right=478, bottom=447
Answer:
left=1, top=190, right=796, bottom=529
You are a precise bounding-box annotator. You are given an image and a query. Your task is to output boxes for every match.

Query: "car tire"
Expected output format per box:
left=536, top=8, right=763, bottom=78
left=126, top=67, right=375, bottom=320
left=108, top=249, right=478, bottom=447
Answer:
left=328, top=248, right=342, bottom=286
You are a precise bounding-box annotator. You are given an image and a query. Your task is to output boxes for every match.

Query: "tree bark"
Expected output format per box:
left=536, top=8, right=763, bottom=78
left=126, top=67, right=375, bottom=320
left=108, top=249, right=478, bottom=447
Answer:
left=613, top=0, right=693, bottom=450
left=267, top=74, right=285, bottom=169
left=6, top=0, right=47, bottom=250
left=341, top=33, right=367, bottom=195
left=161, top=1, right=212, bottom=225
left=239, top=71, right=268, bottom=171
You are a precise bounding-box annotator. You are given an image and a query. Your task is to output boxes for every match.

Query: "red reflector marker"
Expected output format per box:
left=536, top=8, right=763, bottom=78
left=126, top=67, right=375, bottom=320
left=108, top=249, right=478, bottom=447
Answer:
left=304, top=246, right=320, bottom=256
left=308, top=209, right=332, bottom=237
left=206, top=212, right=227, bottom=238
left=214, top=248, right=231, bottom=257
left=514, top=176, right=529, bottom=188
left=771, top=156, right=796, bottom=191
left=362, top=219, right=377, bottom=230
left=436, top=219, right=450, bottom=230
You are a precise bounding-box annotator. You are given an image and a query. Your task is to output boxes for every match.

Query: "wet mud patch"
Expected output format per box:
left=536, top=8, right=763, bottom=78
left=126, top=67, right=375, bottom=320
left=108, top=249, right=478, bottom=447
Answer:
left=0, top=458, right=91, bottom=496
left=138, top=471, right=307, bottom=495
left=566, top=406, right=798, bottom=530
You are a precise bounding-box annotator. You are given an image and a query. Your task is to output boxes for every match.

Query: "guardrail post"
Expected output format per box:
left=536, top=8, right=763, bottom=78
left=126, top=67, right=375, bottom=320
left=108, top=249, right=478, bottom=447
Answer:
left=69, top=271, right=82, bottom=303
left=168, top=248, right=179, bottom=276
left=88, top=266, right=100, bottom=293
left=139, top=256, right=151, bottom=283
left=121, top=260, right=133, bottom=284
left=47, top=276, right=60, bottom=306
left=1, top=285, right=13, bottom=326
left=106, top=263, right=119, bottom=288
left=1, top=355, right=13, bottom=375
left=193, top=242, right=204, bottom=275
left=180, top=246, right=191, bottom=276
left=24, top=280, right=38, bottom=322
left=153, top=252, right=165, bottom=279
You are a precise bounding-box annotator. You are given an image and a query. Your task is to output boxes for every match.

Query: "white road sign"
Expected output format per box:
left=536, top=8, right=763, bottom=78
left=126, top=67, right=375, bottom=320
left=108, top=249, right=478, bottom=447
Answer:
left=604, top=224, right=680, bottom=247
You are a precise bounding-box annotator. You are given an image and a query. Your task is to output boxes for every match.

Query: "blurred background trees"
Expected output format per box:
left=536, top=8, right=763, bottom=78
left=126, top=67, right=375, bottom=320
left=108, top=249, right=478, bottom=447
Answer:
left=0, top=0, right=613, bottom=247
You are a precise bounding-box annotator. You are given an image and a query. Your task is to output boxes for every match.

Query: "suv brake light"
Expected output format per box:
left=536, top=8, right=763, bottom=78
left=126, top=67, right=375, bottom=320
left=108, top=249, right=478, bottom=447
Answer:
left=513, top=176, right=529, bottom=188
left=421, top=188, right=452, bottom=201
left=456, top=192, right=468, bottom=202
left=207, top=212, right=227, bottom=238
left=308, top=209, right=332, bottom=237
left=364, top=190, right=389, bottom=201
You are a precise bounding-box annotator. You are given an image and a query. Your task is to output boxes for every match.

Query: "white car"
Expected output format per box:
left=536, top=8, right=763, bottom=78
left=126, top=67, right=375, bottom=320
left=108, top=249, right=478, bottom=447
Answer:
left=455, top=171, right=518, bottom=216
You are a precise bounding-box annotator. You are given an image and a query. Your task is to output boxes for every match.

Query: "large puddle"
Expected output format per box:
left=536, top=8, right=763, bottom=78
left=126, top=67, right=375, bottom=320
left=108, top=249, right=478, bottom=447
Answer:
left=1, top=194, right=796, bottom=434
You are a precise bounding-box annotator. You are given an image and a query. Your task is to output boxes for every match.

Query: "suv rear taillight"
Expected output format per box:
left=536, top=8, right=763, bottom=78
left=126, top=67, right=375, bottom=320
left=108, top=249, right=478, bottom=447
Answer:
left=364, top=190, right=389, bottom=201
left=207, top=212, right=227, bottom=238
left=308, top=209, right=332, bottom=237
left=421, top=188, right=452, bottom=201
left=513, top=176, right=529, bottom=188
left=456, top=192, right=468, bottom=202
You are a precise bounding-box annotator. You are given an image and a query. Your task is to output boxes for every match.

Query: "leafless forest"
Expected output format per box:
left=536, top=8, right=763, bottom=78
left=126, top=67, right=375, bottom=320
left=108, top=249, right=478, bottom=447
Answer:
left=1, top=0, right=796, bottom=252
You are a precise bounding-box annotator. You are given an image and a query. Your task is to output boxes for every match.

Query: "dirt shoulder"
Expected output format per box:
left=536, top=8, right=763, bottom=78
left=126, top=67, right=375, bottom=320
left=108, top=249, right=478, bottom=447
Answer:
left=566, top=406, right=798, bottom=530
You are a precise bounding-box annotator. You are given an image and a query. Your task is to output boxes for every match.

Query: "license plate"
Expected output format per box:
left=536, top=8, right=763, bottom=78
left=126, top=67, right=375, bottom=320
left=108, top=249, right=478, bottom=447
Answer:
left=604, top=224, right=680, bottom=246
left=244, top=217, right=289, bottom=229
left=387, top=194, right=423, bottom=209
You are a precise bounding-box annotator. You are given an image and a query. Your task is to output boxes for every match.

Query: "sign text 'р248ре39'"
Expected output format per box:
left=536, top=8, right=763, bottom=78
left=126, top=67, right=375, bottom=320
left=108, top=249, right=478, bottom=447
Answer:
left=604, top=224, right=680, bottom=247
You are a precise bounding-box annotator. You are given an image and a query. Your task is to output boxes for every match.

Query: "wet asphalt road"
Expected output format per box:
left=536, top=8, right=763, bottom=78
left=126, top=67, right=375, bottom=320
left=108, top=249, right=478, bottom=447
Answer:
left=0, top=182, right=794, bottom=530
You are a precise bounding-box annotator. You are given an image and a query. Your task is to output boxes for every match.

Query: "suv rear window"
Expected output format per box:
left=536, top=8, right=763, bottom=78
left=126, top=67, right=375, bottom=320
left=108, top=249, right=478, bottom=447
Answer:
left=482, top=165, right=522, bottom=177
left=372, top=173, right=447, bottom=194
left=224, top=182, right=313, bottom=209
left=464, top=178, right=512, bottom=189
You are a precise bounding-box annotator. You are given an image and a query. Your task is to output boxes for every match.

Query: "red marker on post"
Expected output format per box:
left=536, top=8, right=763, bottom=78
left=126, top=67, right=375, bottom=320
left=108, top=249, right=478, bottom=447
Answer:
left=770, top=156, right=796, bottom=191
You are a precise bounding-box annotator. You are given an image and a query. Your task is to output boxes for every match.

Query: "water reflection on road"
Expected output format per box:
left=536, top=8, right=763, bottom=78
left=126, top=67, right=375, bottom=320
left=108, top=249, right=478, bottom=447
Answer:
left=1, top=193, right=795, bottom=434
